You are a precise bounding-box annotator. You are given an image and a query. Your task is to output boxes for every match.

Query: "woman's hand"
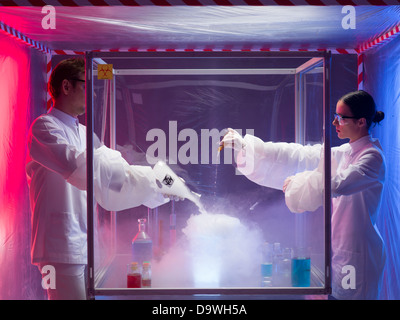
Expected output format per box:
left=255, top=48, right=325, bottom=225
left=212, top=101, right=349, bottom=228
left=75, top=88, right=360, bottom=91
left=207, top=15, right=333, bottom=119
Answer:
left=219, top=128, right=245, bottom=152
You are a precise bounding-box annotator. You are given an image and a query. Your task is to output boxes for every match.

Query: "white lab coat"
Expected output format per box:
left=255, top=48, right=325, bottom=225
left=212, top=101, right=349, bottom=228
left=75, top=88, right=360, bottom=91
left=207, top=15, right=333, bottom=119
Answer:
left=237, top=134, right=386, bottom=300
left=26, top=108, right=167, bottom=265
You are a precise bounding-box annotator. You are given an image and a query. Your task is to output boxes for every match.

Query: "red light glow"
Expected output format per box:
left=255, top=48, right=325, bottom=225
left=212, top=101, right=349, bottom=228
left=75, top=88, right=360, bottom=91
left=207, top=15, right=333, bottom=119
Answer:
left=0, top=34, right=32, bottom=299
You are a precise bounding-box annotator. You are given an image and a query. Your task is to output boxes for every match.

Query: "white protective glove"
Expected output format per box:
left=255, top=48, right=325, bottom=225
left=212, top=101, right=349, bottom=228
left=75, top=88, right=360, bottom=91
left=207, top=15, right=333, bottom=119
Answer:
left=160, top=176, right=187, bottom=201
left=163, top=194, right=184, bottom=201
left=219, top=128, right=246, bottom=153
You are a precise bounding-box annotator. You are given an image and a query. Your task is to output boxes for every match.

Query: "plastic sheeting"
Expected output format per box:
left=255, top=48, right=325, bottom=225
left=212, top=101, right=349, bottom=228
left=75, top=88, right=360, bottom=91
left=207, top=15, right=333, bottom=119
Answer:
left=0, top=6, right=400, bottom=51
left=0, top=48, right=356, bottom=301
left=0, top=35, right=47, bottom=299
left=364, top=35, right=400, bottom=300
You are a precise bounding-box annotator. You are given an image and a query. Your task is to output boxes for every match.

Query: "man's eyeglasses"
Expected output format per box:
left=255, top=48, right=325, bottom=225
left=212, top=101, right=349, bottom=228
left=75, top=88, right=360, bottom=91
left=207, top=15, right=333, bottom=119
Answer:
left=334, top=113, right=358, bottom=125
left=69, top=78, right=85, bottom=83
left=68, top=78, right=86, bottom=89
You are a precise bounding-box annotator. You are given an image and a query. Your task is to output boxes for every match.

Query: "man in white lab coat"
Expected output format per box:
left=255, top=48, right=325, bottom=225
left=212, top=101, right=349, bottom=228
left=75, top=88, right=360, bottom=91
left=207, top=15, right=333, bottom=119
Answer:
left=26, top=58, right=168, bottom=300
left=221, top=90, right=386, bottom=300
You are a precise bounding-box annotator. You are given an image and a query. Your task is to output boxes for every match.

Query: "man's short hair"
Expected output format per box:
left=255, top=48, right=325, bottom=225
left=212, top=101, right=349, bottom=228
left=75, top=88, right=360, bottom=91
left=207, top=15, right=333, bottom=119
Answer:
left=48, top=58, right=85, bottom=101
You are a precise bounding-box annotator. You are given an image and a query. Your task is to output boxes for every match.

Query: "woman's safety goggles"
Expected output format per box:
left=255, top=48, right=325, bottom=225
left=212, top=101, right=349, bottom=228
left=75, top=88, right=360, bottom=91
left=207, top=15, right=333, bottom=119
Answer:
left=333, top=113, right=359, bottom=125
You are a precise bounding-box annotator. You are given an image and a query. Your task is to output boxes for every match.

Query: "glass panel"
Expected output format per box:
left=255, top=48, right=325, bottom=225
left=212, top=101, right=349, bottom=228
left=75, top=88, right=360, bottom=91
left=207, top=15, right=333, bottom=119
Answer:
left=295, top=60, right=326, bottom=288
left=89, top=53, right=328, bottom=295
left=92, top=74, right=118, bottom=287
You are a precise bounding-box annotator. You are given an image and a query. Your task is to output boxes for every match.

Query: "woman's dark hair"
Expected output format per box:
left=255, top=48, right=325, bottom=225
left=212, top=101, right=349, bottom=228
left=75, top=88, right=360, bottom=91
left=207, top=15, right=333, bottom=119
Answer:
left=340, top=90, right=384, bottom=129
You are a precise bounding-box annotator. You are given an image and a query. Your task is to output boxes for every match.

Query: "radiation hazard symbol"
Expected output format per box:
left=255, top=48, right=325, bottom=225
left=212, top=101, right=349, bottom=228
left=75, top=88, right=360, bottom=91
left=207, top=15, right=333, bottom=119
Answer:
left=97, top=64, right=113, bottom=80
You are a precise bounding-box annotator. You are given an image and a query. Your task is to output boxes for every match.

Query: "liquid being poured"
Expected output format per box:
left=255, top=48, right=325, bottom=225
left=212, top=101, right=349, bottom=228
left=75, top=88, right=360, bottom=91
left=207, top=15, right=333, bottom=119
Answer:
left=186, top=192, right=207, bottom=215
left=214, top=148, right=221, bottom=199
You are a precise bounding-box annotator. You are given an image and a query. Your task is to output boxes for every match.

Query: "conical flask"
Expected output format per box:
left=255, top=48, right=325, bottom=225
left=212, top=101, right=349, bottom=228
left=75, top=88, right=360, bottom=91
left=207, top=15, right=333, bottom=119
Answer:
left=153, top=160, right=204, bottom=213
left=153, top=161, right=202, bottom=202
left=132, top=218, right=152, bottom=265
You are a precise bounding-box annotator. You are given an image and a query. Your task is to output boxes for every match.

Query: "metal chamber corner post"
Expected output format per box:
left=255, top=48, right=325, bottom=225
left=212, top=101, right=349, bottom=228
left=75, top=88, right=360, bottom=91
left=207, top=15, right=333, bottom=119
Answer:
left=85, top=52, right=95, bottom=300
left=294, top=53, right=332, bottom=294
left=323, top=51, right=332, bottom=295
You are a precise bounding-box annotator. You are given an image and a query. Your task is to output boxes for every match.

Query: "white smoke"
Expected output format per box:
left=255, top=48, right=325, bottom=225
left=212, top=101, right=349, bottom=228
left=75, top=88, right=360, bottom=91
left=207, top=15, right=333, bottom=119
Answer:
left=152, top=211, right=264, bottom=288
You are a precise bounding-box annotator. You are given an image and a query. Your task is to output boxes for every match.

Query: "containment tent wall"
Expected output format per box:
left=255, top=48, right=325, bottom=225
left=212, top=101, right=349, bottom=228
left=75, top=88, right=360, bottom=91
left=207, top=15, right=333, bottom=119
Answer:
left=363, top=34, right=400, bottom=300
left=0, top=33, right=47, bottom=300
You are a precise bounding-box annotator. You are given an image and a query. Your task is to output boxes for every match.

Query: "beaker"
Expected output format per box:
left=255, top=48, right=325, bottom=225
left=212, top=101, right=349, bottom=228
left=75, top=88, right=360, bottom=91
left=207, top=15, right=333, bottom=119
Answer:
left=291, top=247, right=311, bottom=287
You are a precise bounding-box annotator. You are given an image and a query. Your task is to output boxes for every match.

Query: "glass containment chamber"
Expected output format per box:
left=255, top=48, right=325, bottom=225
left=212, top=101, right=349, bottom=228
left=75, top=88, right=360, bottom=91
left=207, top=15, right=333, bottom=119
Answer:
left=85, top=51, right=331, bottom=298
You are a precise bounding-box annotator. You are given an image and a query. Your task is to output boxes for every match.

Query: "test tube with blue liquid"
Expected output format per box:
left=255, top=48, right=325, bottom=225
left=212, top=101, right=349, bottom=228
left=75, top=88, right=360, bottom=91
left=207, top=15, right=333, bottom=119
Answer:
left=261, top=242, right=273, bottom=287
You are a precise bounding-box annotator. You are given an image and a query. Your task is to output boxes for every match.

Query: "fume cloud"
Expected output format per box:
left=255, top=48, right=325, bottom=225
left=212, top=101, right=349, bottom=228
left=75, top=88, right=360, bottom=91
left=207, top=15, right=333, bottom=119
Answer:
left=152, top=210, right=264, bottom=288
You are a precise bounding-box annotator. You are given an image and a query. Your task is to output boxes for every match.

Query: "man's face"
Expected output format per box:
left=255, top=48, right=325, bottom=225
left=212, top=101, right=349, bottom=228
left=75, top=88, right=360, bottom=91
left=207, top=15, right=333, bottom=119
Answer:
left=62, top=72, right=86, bottom=117
left=69, top=73, right=86, bottom=117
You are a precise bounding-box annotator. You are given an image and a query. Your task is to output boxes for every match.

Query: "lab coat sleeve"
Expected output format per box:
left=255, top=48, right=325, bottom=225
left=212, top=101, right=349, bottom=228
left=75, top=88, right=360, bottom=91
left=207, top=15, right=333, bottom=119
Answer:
left=29, top=117, right=167, bottom=210
left=284, top=148, right=340, bottom=213
left=331, top=149, right=385, bottom=197
left=236, top=134, right=322, bottom=190
left=68, top=146, right=169, bottom=211
left=284, top=147, right=384, bottom=213
left=94, top=146, right=168, bottom=210
left=284, top=170, right=323, bottom=213
left=28, top=116, right=84, bottom=181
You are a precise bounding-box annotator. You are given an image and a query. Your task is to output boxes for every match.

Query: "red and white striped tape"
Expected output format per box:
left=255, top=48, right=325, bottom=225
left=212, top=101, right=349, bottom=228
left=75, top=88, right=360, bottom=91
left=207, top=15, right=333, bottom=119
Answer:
left=357, top=53, right=364, bottom=90
left=356, top=23, right=400, bottom=89
left=46, top=53, right=53, bottom=110
left=1, top=0, right=400, bottom=6
left=0, top=21, right=50, bottom=54
left=359, top=24, right=400, bottom=53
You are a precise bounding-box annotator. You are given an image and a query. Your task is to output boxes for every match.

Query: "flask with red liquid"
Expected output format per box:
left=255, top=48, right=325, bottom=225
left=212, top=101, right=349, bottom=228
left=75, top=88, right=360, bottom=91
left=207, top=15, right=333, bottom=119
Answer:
left=127, top=262, right=142, bottom=288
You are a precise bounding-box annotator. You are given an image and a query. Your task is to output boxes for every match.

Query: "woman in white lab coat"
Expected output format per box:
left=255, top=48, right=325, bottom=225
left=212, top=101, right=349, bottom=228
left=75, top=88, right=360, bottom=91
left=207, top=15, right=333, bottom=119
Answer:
left=221, top=90, right=386, bottom=300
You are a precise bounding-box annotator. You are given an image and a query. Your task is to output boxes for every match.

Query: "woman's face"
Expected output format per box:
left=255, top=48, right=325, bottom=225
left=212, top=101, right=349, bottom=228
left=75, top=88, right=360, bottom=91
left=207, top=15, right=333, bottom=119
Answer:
left=333, top=100, right=363, bottom=143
